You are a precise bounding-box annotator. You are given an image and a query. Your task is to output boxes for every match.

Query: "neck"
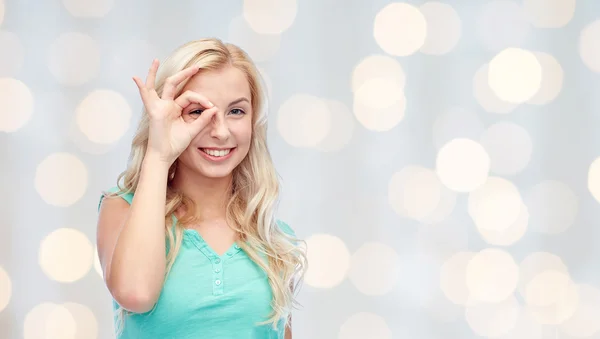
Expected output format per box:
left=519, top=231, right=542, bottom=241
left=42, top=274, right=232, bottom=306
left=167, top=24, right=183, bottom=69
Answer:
left=170, top=167, right=233, bottom=222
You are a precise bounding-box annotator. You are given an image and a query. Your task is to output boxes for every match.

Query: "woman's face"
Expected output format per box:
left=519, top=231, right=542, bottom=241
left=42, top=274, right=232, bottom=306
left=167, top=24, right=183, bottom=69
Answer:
left=176, top=65, right=253, bottom=180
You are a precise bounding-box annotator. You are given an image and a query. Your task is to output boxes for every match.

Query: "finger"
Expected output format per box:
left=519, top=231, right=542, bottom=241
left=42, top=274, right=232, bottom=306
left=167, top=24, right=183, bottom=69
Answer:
left=174, top=90, right=214, bottom=110
left=132, top=76, right=152, bottom=105
left=145, top=59, right=159, bottom=89
left=133, top=75, right=160, bottom=106
left=132, top=76, right=145, bottom=92
left=187, top=107, right=219, bottom=136
left=161, top=66, right=201, bottom=100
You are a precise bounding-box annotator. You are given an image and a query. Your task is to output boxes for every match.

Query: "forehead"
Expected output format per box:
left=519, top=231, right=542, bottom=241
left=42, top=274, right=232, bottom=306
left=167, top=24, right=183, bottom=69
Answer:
left=182, top=65, right=251, bottom=103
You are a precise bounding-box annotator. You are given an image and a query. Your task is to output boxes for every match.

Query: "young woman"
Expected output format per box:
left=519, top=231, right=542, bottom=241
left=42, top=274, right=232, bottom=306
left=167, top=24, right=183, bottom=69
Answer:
left=96, top=38, right=306, bottom=338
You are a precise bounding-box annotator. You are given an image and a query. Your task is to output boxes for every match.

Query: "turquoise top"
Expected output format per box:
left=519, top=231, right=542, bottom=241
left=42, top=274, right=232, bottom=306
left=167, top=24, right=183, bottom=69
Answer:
left=98, top=187, right=294, bottom=339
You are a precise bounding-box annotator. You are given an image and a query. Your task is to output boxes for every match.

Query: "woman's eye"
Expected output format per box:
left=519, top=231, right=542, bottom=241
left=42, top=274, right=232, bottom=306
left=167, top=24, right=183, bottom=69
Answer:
left=190, top=109, right=204, bottom=115
left=230, top=108, right=245, bottom=115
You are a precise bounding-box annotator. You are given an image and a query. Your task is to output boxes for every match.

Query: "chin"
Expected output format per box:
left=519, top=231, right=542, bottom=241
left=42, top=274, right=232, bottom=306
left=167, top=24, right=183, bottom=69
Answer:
left=195, top=166, right=236, bottom=179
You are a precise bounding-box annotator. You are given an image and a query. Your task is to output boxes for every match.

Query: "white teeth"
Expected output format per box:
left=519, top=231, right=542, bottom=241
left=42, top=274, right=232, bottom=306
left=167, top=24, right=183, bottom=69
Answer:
left=202, top=148, right=231, bottom=157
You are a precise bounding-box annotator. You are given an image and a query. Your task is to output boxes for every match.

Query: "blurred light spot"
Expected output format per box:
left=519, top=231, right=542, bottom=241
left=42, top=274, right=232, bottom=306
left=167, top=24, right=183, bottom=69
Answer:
left=388, top=166, right=442, bottom=221
left=348, top=242, right=401, bottom=296
left=242, top=0, right=297, bottom=35
left=588, top=156, right=600, bottom=204
left=480, top=122, right=533, bottom=175
left=418, top=186, right=456, bottom=225
left=476, top=0, right=532, bottom=51
left=525, top=270, right=579, bottom=324
left=419, top=2, right=461, bottom=55
left=525, top=270, right=574, bottom=307
left=353, top=78, right=406, bottom=131
left=473, top=63, right=518, bottom=114
left=417, top=218, right=468, bottom=262
left=93, top=246, right=102, bottom=278
left=560, top=284, right=600, bottom=337
left=39, top=228, right=94, bottom=283
left=523, top=0, right=575, bottom=28
left=338, top=312, right=392, bottom=339
left=496, top=307, right=543, bottom=339
left=76, top=89, right=132, bottom=144
left=387, top=165, right=456, bottom=222
left=468, top=176, right=523, bottom=232
left=351, top=55, right=405, bottom=93
left=488, top=48, right=542, bottom=104
left=304, top=234, right=350, bottom=288
left=432, top=107, right=485, bottom=151
left=63, top=302, right=98, bottom=339
left=35, top=153, right=88, bottom=207
left=0, top=31, right=24, bottom=76
left=373, top=3, right=427, bottom=56
left=62, top=0, right=114, bottom=17
left=465, top=296, right=520, bottom=337
left=0, top=266, right=11, bottom=312
left=48, top=32, right=100, bottom=86
left=518, top=252, right=569, bottom=299
left=69, top=122, right=118, bottom=155
left=465, top=248, right=519, bottom=303
left=277, top=94, right=331, bottom=148
left=436, top=138, right=490, bottom=192
left=476, top=204, right=528, bottom=246
left=354, top=77, right=402, bottom=110
left=524, top=180, right=578, bottom=234
left=0, top=77, right=33, bottom=132
left=527, top=52, right=563, bottom=105
left=24, top=303, right=77, bottom=339
left=316, top=100, right=354, bottom=152
left=580, top=20, right=600, bottom=73
left=440, top=251, right=475, bottom=305
left=228, top=15, right=281, bottom=62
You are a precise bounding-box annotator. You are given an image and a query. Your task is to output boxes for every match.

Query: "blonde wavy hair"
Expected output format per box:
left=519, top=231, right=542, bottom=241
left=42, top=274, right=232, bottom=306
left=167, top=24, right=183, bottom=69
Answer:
left=110, top=38, right=306, bottom=333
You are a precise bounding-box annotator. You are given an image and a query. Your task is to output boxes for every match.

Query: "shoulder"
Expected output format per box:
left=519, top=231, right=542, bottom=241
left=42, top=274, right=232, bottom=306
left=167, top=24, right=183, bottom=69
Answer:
left=98, top=186, right=134, bottom=211
left=275, top=219, right=296, bottom=237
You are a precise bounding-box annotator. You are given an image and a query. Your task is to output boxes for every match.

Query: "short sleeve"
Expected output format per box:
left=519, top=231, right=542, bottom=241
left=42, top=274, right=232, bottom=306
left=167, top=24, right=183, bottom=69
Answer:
left=97, top=186, right=134, bottom=212
left=276, top=219, right=296, bottom=238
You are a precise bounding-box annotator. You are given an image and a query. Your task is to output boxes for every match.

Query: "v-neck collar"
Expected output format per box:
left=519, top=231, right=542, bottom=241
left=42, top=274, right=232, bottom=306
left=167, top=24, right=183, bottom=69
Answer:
left=171, top=215, right=242, bottom=260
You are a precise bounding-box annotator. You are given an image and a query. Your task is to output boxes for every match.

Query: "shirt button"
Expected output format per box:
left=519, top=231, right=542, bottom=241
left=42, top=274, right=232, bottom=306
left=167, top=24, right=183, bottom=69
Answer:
left=234, top=244, right=240, bottom=249
left=214, top=259, right=221, bottom=264
left=226, top=252, right=232, bottom=256
left=215, top=279, right=222, bottom=286
left=214, top=268, right=221, bottom=273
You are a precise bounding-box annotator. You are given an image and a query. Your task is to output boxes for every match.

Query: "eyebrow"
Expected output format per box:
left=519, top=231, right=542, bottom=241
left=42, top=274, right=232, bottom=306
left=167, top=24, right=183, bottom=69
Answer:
left=229, top=97, right=250, bottom=107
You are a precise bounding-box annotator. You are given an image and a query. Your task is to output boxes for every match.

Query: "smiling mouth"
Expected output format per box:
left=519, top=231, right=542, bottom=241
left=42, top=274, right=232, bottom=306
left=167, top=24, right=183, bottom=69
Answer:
left=199, top=148, right=234, bottom=157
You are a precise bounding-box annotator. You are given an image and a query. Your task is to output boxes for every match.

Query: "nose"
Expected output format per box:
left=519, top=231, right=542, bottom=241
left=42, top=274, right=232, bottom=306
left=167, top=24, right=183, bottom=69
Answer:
left=209, top=111, right=230, bottom=140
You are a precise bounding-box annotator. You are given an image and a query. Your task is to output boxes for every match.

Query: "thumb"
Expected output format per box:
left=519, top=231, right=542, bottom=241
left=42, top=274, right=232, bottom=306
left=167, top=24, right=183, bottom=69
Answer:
left=187, top=107, right=218, bottom=136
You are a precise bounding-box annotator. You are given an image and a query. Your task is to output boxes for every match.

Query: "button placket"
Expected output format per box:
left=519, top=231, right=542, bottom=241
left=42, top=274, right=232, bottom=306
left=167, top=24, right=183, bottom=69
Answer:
left=212, top=245, right=244, bottom=295
left=212, top=257, right=224, bottom=295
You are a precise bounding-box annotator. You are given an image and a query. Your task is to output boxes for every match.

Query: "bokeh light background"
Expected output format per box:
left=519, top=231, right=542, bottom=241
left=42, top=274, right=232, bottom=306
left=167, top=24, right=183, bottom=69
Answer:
left=1, top=0, right=600, bottom=338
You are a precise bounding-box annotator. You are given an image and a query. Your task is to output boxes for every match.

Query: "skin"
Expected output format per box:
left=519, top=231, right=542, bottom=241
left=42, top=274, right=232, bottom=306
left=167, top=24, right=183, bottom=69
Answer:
left=170, top=65, right=253, bottom=255
left=96, top=60, right=292, bottom=337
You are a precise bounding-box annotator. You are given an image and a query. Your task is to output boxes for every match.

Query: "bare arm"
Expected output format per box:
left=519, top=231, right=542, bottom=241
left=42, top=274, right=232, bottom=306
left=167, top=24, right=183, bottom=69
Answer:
left=97, top=60, right=216, bottom=313
left=96, top=154, right=170, bottom=313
